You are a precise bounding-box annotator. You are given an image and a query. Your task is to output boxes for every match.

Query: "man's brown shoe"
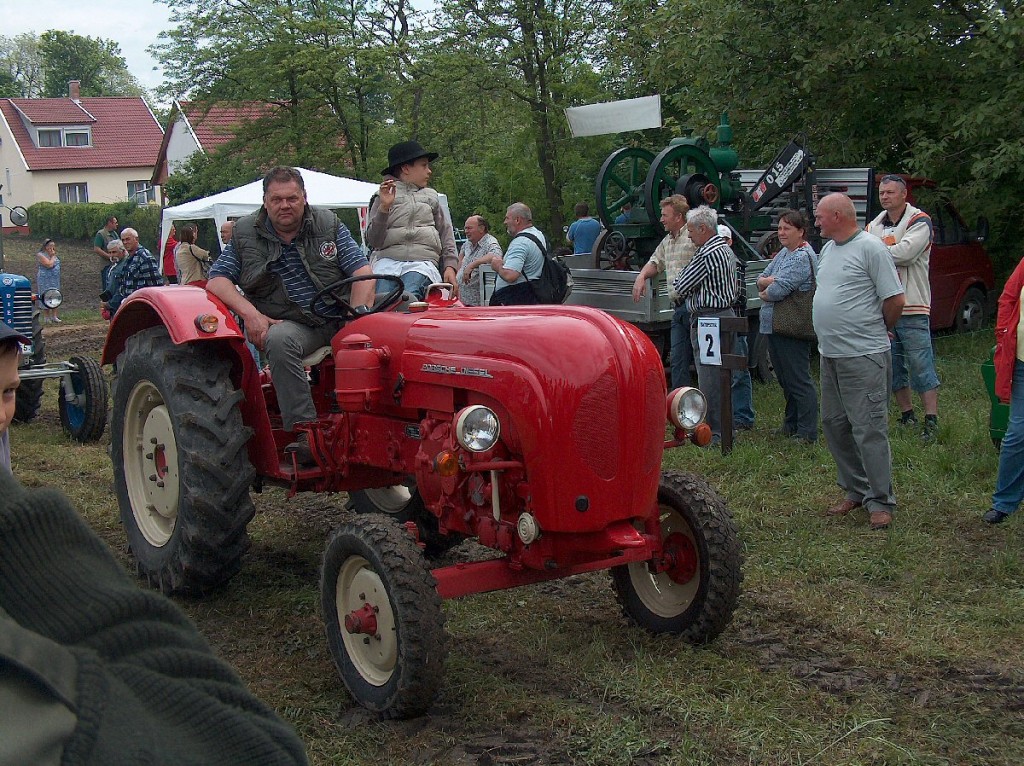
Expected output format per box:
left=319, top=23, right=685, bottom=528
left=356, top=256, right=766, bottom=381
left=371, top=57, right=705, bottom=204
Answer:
left=826, top=499, right=861, bottom=516
left=869, top=510, right=893, bottom=530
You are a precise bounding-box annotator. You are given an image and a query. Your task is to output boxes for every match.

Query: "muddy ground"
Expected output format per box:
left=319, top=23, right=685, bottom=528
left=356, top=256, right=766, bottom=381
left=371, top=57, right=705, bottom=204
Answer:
left=6, top=237, right=1023, bottom=764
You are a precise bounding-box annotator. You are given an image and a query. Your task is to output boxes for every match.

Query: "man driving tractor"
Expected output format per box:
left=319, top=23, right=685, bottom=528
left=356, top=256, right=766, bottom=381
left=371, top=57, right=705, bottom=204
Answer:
left=206, top=166, right=376, bottom=465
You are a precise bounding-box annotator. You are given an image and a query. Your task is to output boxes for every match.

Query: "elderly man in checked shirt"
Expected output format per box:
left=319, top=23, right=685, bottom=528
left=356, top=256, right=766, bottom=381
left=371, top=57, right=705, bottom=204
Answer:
left=672, top=205, right=741, bottom=445
left=207, top=166, right=375, bottom=465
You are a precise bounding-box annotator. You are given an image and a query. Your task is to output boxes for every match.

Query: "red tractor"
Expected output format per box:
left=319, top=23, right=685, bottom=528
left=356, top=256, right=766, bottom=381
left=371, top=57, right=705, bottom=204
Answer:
left=102, top=277, right=743, bottom=719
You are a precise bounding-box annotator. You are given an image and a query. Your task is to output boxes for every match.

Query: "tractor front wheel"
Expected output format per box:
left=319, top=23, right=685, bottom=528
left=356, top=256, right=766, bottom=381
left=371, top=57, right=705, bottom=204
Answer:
left=321, top=514, right=447, bottom=719
left=59, top=355, right=108, bottom=442
left=112, top=327, right=255, bottom=595
left=14, top=312, right=45, bottom=423
left=611, top=471, right=743, bottom=643
left=348, top=482, right=461, bottom=557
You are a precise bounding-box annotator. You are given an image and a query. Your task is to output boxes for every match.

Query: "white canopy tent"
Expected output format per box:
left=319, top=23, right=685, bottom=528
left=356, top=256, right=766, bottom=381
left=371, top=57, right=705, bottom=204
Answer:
left=158, top=168, right=382, bottom=256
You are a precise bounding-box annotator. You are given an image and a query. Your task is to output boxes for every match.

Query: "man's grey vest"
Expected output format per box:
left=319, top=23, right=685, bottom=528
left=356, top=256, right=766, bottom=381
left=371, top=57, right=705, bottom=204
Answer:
left=232, top=206, right=352, bottom=326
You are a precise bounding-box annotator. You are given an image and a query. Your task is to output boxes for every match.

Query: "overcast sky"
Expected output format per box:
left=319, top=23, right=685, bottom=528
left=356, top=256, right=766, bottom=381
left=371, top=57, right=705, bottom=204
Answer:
left=5, top=0, right=173, bottom=93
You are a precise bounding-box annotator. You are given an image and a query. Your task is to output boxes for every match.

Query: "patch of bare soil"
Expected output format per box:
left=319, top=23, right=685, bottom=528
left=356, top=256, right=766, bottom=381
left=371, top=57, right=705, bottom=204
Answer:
left=734, top=589, right=1024, bottom=712
left=42, top=322, right=109, bottom=362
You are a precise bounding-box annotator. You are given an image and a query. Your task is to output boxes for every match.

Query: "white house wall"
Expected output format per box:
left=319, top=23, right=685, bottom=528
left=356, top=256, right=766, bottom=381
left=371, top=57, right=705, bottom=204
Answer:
left=28, top=168, right=162, bottom=205
left=166, top=113, right=202, bottom=176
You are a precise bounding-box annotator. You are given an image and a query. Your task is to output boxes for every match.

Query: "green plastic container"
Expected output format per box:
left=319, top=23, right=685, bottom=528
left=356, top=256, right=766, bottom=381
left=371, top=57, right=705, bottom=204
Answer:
left=981, top=346, right=1009, bottom=448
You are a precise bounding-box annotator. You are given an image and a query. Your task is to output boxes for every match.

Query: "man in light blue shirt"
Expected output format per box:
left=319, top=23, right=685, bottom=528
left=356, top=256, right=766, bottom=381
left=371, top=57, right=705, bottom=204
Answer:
left=489, top=203, right=546, bottom=306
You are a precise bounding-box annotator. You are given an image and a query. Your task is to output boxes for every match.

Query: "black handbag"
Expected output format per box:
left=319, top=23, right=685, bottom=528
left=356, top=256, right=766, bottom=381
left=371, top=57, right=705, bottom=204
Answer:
left=772, top=250, right=816, bottom=342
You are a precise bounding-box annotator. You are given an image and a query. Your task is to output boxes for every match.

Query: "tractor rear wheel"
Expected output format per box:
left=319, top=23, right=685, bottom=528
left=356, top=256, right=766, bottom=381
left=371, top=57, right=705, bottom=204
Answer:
left=59, top=355, right=108, bottom=442
left=348, top=482, right=462, bottom=557
left=611, top=471, right=743, bottom=643
left=321, top=514, right=447, bottom=719
left=112, top=327, right=255, bottom=595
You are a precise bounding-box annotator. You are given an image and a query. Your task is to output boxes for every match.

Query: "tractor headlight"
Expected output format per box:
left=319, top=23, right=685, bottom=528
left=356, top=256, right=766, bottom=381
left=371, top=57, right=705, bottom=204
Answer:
left=455, top=405, right=500, bottom=452
left=667, top=387, right=707, bottom=430
left=41, top=289, right=62, bottom=309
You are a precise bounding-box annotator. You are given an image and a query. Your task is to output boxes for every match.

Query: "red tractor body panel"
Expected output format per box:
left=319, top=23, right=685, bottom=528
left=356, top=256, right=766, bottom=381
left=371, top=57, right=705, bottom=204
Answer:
left=335, top=305, right=667, bottom=535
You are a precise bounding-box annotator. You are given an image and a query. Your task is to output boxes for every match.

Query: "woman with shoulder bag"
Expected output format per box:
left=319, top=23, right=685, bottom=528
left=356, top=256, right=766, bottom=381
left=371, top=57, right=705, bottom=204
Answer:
left=174, top=224, right=212, bottom=286
left=757, top=209, right=819, bottom=443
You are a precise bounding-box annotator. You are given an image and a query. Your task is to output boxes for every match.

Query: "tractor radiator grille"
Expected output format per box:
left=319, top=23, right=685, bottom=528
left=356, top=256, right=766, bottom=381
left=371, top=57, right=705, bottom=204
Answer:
left=571, top=371, right=619, bottom=480
left=643, top=368, right=664, bottom=472
left=2, top=288, right=33, bottom=338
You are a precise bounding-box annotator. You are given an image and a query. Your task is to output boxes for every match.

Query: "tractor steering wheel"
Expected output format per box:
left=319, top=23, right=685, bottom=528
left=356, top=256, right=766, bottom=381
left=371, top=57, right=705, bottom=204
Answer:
left=311, top=274, right=404, bottom=320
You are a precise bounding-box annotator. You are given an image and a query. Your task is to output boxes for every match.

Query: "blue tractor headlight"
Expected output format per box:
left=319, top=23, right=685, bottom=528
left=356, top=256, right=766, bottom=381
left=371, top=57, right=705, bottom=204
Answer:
left=41, top=289, right=63, bottom=309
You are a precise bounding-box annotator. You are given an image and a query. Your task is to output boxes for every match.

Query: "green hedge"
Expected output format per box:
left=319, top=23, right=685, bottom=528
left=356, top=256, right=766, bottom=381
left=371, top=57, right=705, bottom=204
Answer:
left=26, top=202, right=164, bottom=253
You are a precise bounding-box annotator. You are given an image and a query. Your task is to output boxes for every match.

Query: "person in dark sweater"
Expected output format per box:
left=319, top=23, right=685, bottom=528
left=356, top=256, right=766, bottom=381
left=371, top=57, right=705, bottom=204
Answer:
left=0, top=468, right=309, bottom=765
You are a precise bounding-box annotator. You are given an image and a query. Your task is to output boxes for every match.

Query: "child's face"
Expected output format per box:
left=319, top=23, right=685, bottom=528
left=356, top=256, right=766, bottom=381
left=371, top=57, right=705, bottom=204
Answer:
left=0, top=352, right=20, bottom=435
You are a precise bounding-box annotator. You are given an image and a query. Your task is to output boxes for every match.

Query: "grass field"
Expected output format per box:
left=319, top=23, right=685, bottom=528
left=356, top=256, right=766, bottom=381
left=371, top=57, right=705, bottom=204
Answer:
left=6, top=247, right=1023, bottom=764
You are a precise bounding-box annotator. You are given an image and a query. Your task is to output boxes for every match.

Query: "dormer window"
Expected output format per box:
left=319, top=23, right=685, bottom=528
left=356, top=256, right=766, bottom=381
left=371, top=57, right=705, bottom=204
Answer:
left=38, top=129, right=61, bottom=147
left=36, top=127, right=92, bottom=148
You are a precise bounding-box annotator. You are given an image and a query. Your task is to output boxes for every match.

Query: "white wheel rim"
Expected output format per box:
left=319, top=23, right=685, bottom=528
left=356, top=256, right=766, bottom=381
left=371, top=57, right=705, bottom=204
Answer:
left=627, top=504, right=701, bottom=618
left=362, top=484, right=412, bottom=513
left=336, top=555, right=397, bottom=686
left=123, top=380, right=180, bottom=547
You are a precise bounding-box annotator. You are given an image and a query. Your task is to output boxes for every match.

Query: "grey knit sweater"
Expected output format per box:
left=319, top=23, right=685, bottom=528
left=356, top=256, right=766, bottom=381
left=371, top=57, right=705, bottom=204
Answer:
left=0, top=472, right=308, bottom=766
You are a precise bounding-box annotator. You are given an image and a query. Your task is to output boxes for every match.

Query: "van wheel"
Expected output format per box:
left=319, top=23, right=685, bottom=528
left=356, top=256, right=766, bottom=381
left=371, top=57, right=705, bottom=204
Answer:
left=956, top=288, right=986, bottom=333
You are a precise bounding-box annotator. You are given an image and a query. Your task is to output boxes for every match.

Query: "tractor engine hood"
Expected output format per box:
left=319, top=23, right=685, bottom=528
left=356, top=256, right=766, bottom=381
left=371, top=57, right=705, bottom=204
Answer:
left=338, top=305, right=668, bottom=532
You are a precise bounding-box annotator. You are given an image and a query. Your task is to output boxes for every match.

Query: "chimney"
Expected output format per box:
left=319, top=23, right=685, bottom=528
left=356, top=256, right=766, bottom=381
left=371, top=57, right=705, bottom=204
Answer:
left=68, top=80, right=80, bottom=100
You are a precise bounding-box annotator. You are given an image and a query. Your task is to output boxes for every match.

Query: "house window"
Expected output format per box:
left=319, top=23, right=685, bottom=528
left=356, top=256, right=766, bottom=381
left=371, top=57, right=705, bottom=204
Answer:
left=58, top=183, right=89, bottom=204
left=38, top=129, right=61, bottom=147
left=65, top=131, right=90, bottom=147
left=127, top=181, right=154, bottom=205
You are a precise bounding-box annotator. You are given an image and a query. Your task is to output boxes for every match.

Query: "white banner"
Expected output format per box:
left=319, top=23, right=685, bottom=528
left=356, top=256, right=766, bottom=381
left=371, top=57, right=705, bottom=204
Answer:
left=564, top=96, right=662, bottom=138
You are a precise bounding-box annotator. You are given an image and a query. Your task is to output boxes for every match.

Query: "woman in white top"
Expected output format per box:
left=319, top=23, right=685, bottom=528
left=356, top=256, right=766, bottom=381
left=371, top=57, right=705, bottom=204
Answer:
left=174, top=225, right=212, bottom=285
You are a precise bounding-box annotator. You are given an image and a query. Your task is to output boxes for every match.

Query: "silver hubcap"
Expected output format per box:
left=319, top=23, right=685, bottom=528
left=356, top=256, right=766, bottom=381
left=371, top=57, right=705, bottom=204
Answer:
left=627, top=505, right=700, bottom=617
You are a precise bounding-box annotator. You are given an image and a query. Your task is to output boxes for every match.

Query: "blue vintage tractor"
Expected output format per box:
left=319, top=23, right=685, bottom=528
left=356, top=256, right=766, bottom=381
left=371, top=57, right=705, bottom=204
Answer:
left=0, top=199, right=107, bottom=441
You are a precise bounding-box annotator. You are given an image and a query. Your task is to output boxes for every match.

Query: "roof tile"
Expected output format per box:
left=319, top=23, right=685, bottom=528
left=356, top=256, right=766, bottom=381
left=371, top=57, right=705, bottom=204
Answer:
left=0, top=97, right=163, bottom=171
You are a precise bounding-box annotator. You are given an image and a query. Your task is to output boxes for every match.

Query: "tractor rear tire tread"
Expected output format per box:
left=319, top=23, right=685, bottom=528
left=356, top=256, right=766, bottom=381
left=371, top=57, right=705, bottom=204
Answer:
left=112, top=327, right=255, bottom=596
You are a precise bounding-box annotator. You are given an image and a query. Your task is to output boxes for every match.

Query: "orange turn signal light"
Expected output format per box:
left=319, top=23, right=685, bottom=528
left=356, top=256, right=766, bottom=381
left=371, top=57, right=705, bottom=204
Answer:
left=691, top=423, right=713, bottom=447
left=435, top=451, right=460, bottom=477
left=195, top=313, right=219, bottom=333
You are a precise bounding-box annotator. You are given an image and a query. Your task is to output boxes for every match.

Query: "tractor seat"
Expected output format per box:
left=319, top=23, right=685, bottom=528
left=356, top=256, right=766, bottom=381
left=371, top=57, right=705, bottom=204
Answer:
left=301, top=346, right=332, bottom=367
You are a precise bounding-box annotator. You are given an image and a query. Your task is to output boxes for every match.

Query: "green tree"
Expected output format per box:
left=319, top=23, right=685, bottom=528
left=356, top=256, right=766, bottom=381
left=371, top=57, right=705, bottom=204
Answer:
left=154, top=0, right=396, bottom=177
left=431, top=0, right=613, bottom=235
left=0, top=33, right=44, bottom=97
left=39, top=31, right=145, bottom=97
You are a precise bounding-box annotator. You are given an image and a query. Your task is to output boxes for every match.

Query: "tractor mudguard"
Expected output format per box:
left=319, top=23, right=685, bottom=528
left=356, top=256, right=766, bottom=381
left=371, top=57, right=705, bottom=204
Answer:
left=101, top=285, right=248, bottom=366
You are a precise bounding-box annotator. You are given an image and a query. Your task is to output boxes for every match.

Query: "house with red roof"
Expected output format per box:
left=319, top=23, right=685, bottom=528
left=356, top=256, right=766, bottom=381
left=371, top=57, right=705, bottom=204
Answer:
left=151, top=99, right=274, bottom=191
left=0, top=82, right=164, bottom=211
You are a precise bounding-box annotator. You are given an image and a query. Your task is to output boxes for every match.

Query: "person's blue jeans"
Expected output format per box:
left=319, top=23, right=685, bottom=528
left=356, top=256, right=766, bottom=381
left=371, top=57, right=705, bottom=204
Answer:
left=732, top=333, right=755, bottom=428
left=891, top=314, right=940, bottom=393
left=670, top=304, right=694, bottom=388
left=992, top=359, right=1024, bottom=515
left=375, top=271, right=433, bottom=302
left=769, top=333, right=818, bottom=440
